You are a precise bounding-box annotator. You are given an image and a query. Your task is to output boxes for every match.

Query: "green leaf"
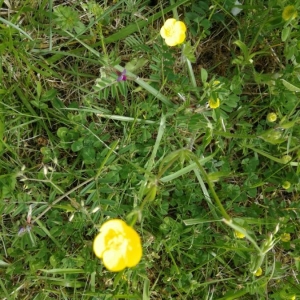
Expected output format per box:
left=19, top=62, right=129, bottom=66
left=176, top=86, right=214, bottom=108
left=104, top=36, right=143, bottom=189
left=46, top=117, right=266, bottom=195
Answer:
left=54, top=6, right=82, bottom=32
left=183, top=41, right=196, bottom=63
left=234, top=40, right=249, bottom=60
left=0, top=112, right=4, bottom=152
left=71, top=139, right=84, bottom=152
left=30, top=100, right=48, bottom=110
left=143, top=278, right=150, bottom=300
left=125, top=57, right=148, bottom=73
left=0, top=260, right=10, bottom=267
left=201, top=68, right=208, bottom=84
left=57, top=127, right=69, bottom=139
left=281, top=26, right=291, bottom=42
left=82, top=147, right=96, bottom=164
left=281, top=79, right=300, bottom=92
left=39, top=268, right=85, bottom=274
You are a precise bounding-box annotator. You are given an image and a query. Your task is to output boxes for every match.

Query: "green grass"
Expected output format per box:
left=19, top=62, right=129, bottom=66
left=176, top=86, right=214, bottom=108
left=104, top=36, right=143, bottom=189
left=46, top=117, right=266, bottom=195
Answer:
left=0, top=0, right=300, bottom=299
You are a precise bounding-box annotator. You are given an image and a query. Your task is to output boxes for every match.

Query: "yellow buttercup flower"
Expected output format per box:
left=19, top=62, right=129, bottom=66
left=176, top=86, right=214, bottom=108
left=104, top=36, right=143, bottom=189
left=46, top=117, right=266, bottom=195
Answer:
left=234, top=230, right=245, bottom=239
left=254, top=267, right=263, bottom=277
left=93, top=219, right=142, bottom=272
left=281, top=233, right=291, bottom=242
left=208, top=97, right=220, bottom=109
left=160, top=18, right=187, bottom=47
left=282, top=5, right=298, bottom=21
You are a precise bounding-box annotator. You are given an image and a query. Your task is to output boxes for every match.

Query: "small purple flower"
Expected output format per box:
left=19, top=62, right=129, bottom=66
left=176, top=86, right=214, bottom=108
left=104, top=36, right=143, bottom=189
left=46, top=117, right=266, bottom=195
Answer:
left=117, top=69, right=127, bottom=81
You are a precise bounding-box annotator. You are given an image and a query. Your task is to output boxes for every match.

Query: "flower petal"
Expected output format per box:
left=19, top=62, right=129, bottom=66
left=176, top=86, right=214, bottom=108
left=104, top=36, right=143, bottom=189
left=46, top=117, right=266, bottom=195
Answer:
left=164, top=18, right=177, bottom=28
left=100, top=219, right=126, bottom=233
left=165, top=37, right=178, bottom=47
left=124, top=226, right=142, bottom=267
left=176, top=32, right=186, bottom=45
left=93, top=219, right=126, bottom=258
left=174, top=21, right=186, bottom=33
left=103, top=249, right=126, bottom=272
left=208, top=98, right=220, bottom=109
left=160, top=26, right=168, bottom=39
left=93, top=232, right=106, bottom=258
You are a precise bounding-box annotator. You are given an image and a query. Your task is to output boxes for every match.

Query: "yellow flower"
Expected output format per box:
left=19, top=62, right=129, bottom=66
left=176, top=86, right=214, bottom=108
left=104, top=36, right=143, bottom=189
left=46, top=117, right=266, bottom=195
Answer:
left=234, top=230, right=245, bottom=239
left=93, top=219, right=142, bottom=272
left=290, top=295, right=296, bottom=300
left=281, top=233, right=291, bottom=242
left=254, top=267, right=263, bottom=276
left=267, top=112, right=277, bottom=122
left=282, top=5, right=298, bottom=21
left=208, top=97, right=220, bottom=109
left=160, top=18, right=187, bottom=47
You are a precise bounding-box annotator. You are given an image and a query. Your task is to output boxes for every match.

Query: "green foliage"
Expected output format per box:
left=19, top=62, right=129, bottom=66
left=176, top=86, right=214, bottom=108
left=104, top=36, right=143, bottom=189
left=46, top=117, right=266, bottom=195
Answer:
left=1, top=0, right=300, bottom=299
left=54, top=5, right=85, bottom=34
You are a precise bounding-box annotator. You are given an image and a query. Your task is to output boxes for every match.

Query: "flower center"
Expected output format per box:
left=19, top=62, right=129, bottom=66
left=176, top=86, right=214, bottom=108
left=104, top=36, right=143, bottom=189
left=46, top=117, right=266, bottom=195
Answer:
left=165, top=27, right=175, bottom=37
left=108, top=233, right=128, bottom=254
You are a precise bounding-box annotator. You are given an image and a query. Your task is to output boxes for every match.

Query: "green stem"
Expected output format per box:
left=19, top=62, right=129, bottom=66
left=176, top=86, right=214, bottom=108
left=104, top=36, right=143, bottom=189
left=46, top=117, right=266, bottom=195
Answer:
left=98, top=24, right=107, bottom=56
left=190, top=153, right=230, bottom=220
left=170, top=0, right=200, bottom=99
left=157, top=156, right=179, bottom=179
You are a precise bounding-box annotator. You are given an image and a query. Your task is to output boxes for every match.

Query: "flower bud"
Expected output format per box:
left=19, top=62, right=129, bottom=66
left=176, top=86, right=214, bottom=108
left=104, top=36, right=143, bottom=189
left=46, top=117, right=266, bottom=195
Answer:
left=282, top=181, right=291, bottom=190
left=281, top=233, right=291, bottom=242
left=266, top=112, right=277, bottom=122
left=254, top=267, right=263, bottom=277
left=281, top=155, right=292, bottom=164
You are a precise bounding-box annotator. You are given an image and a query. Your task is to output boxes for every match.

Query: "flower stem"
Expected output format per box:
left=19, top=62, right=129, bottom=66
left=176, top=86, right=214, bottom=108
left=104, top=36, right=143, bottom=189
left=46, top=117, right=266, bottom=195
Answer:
left=170, top=0, right=200, bottom=99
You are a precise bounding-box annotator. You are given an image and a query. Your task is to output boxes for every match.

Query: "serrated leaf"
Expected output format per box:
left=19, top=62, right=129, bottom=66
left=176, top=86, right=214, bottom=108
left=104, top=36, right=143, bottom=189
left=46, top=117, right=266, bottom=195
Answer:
left=54, top=6, right=81, bottom=32
left=183, top=41, right=196, bottom=63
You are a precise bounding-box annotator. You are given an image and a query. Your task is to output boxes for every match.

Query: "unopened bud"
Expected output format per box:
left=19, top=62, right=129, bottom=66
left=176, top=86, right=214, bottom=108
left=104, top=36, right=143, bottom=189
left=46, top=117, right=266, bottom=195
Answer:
left=267, top=112, right=277, bottom=122
left=282, top=181, right=291, bottom=189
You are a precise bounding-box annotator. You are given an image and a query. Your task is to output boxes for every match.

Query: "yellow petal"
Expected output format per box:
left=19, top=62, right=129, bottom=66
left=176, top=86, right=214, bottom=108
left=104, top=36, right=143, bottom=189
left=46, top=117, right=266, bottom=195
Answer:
left=234, top=230, right=245, bottom=239
left=174, top=21, right=187, bottom=33
left=124, top=226, right=143, bottom=267
left=176, top=32, right=186, bottom=45
left=160, top=26, right=168, bottom=39
left=100, top=219, right=126, bottom=233
left=93, top=232, right=106, bottom=258
left=103, top=249, right=126, bottom=272
left=254, top=267, right=263, bottom=277
left=160, top=18, right=176, bottom=39
left=93, top=219, right=126, bottom=258
left=208, top=98, right=220, bottom=109
left=164, top=18, right=177, bottom=28
left=165, top=37, right=178, bottom=47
